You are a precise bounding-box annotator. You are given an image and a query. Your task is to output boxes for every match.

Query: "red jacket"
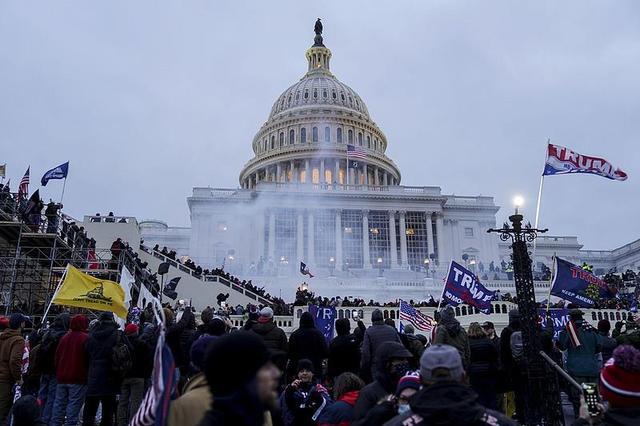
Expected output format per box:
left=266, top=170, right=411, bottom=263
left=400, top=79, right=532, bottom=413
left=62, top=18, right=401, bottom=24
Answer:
left=55, top=315, right=89, bottom=384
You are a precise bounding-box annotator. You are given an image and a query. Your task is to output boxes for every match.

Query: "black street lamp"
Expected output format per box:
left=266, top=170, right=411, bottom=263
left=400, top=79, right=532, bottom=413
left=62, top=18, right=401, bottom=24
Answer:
left=487, top=197, right=562, bottom=425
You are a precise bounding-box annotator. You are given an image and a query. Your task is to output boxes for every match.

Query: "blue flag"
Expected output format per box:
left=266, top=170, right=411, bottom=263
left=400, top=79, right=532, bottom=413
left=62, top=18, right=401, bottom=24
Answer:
left=538, top=308, right=570, bottom=340
left=41, top=161, right=69, bottom=186
left=442, top=261, right=495, bottom=314
left=308, top=305, right=336, bottom=344
left=550, top=257, right=617, bottom=308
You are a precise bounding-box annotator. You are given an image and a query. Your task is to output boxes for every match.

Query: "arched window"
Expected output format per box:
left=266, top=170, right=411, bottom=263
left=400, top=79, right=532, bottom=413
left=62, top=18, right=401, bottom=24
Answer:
left=337, top=128, right=342, bottom=143
left=324, top=126, right=330, bottom=142
left=279, top=132, right=284, bottom=147
left=348, top=130, right=353, bottom=144
left=263, top=139, right=267, bottom=151
left=301, top=128, right=306, bottom=143
left=341, top=93, right=345, bottom=101
left=304, top=90, right=309, bottom=99
left=270, top=136, right=275, bottom=149
left=367, top=135, right=371, bottom=148
left=288, top=95, right=292, bottom=105
left=332, top=91, right=337, bottom=99
left=289, top=129, right=295, bottom=144
left=313, top=89, right=318, bottom=99
left=358, top=132, right=363, bottom=146
left=296, top=92, right=300, bottom=100
left=374, top=139, right=378, bottom=150
left=312, top=127, right=318, bottom=142
left=323, top=89, right=328, bottom=98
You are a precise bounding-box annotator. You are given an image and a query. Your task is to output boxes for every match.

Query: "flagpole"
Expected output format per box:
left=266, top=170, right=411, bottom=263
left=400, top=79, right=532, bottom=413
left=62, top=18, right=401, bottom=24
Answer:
left=42, top=265, right=68, bottom=324
left=545, top=255, right=556, bottom=314
left=346, top=149, right=349, bottom=187
left=532, top=138, right=550, bottom=265
left=60, top=177, right=67, bottom=204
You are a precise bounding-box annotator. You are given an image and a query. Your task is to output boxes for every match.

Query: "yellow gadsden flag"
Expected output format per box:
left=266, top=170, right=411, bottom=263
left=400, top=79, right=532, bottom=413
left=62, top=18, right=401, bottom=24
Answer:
left=52, top=265, right=128, bottom=319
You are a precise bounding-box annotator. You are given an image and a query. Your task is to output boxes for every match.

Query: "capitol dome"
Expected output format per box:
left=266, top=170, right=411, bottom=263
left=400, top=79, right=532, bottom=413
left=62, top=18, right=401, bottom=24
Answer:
left=240, top=21, right=401, bottom=189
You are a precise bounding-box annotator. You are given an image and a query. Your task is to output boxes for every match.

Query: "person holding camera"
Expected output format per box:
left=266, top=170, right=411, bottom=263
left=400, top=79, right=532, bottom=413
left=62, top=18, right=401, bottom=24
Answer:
left=282, top=359, right=330, bottom=426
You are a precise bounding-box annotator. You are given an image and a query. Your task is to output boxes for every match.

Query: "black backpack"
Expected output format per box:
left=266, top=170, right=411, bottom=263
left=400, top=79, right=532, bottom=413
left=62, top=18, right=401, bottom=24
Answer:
left=111, top=332, right=133, bottom=375
left=510, top=331, right=525, bottom=366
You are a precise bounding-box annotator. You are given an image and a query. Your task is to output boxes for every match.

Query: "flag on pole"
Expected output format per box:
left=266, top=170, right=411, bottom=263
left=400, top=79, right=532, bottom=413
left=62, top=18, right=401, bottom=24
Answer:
left=52, top=265, right=128, bottom=319
left=162, top=277, right=180, bottom=300
left=18, top=167, right=29, bottom=197
left=137, top=284, right=156, bottom=309
left=0, top=164, right=5, bottom=178
left=399, top=300, right=436, bottom=335
left=565, top=320, right=582, bottom=348
left=550, top=257, right=617, bottom=308
left=119, top=266, right=135, bottom=309
left=300, top=262, right=314, bottom=278
left=543, top=143, right=627, bottom=181
left=41, top=161, right=69, bottom=186
left=347, top=144, right=366, bottom=169
left=442, top=261, right=496, bottom=314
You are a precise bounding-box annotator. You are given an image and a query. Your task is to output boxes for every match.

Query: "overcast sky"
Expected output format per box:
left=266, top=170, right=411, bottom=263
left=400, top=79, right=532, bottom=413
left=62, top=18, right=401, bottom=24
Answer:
left=1, top=1, right=638, bottom=250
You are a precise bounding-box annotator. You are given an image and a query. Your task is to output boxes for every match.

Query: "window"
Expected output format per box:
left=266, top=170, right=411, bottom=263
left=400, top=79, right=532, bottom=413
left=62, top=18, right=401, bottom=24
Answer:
left=301, top=128, right=306, bottom=143
left=342, top=210, right=363, bottom=268
left=369, top=211, right=390, bottom=268
left=288, top=95, right=292, bottom=105
left=332, top=91, right=337, bottom=99
left=341, top=93, right=345, bottom=101
left=358, top=132, right=363, bottom=146
left=337, top=128, right=342, bottom=143
left=270, top=136, right=275, bottom=150
left=289, top=129, right=295, bottom=144
left=296, top=92, right=300, bottom=100
left=217, top=221, right=228, bottom=232
left=312, top=127, right=318, bottom=142
left=348, top=130, right=353, bottom=144
left=304, top=90, right=309, bottom=99
left=314, top=210, right=336, bottom=267
left=367, top=136, right=371, bottom=148
left=312, top=168, right=320, bottom=183
left=263, top=139, right=267, bottom=151
left=324, top=126, right=330, bottom=142
left=313, top=89, right=318, bottom=99
left=374, top=139, right=378, bottom=150
left=406, top=212, right=429, bottom=269
left=275, top=209, right=297, bottom=269
left=325, top=169, right=332, bottom=183
left=464, top=227, right=474, bottom=238
left=323, top=89, right=328, bottom=98
left=279, top=132, right=284, bottom=147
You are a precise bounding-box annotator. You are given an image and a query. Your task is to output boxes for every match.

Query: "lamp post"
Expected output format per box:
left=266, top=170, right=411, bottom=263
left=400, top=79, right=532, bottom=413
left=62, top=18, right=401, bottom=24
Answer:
left=423, top=258, right=430, bottom=278
left=377, top=257, right=383, bottom=277
left=329, top=257, right=335, bottom=277
left=487, top=196, right=562, bottom=425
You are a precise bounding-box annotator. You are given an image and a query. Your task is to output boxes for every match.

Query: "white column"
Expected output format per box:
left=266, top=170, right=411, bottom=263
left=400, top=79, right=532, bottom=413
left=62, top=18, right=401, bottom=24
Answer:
left=334, top=159, right=339, bottom=185
left=385, top=172, right=389, bottom=186
left=296, top=211, right=304, bottom=262
left=320, top=160, right=325, bottom=184
left=399, top=210, right=409, bottom=268
left=305, top=159, right=310, bottom=183
left=364, top=164, right=368, bottom=186
left=257, top=210, right=265, bottom=260
left=425, top=211, right=434, bottom=257
left=389, top=210, right=398, bottom=268
left=335, top=209, right=343, bottom=269
left=436, top=213, right=445, bottom=264
left=375, top=166, right=380, bottom=186
left=276, top=163, right=282, bottom=183
left=290, top=160, right=296, bottom=183
left=268, top=210, right=276, bottom=260
left=362, top=210, right=371, bottom=269
left=308, top=210, right=315, bottom=265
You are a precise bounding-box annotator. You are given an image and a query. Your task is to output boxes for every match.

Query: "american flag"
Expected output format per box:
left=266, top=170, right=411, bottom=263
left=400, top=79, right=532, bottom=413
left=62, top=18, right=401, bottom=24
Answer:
left=347, top=144, right=367, bottom=159
left=18, top=167, right=29, bottom=197
left=399, top=300, right=436, bottom=333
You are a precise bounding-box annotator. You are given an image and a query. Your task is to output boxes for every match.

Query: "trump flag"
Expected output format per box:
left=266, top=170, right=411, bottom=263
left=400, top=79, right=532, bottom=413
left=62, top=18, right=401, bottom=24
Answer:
left=308, top=305, right=336, bottom=344
left=543, top=144, right=627, bottom=181
left=41, top=161, right=69, bottom=186
left=442, top=261, right=495, bottom=314
left=550, top=257, right=616, bottom=308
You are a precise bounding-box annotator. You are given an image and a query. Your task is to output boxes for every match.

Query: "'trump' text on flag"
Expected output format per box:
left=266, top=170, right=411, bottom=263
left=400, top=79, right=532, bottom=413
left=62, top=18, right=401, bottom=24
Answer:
left=550, top=257, right=617, bottom=308
left=441, top=261, right=495, bottom=314
left=543, top=143, right=627, bottom=181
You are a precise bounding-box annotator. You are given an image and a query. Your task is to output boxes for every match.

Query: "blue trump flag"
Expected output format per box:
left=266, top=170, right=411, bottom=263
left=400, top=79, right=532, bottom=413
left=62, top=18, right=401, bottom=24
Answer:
left=442, top=261, right=495, bottom=314
left=308, top=305, right=336, bottom=344
left=550, top=257, right=616, bottom=308
left=538, top=308, right=570, bottom=340
left=41, top=161, right=69, bottom=186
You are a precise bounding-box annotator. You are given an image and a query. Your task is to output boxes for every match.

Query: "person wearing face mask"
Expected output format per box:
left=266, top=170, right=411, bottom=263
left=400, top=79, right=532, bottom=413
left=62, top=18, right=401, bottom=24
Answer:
left=383, top=344, right=517, bottom=426
left=282, top=359, right=330, bottom=426
left=352, top=341, right=413, bottom=421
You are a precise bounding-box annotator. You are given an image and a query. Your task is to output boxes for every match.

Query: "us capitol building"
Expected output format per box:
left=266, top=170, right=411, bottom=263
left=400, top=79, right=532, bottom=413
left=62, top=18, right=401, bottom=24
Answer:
left=139, top=23, right=640, bottom=301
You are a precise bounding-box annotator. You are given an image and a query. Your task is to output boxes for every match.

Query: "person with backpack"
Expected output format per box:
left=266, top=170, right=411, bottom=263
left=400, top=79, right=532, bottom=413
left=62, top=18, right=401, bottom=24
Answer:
left=0, top=314, right=27, bottom=425
left=467, top=322, right=499, bottom=410
left=500, top=309, right=524, bottom=422
left=116, top=324, right=151, bottom=426
left=37, top=313, right=70, bottom=424
left=84, top=312, right=130, bottom=426
left=327, top=318, right=361, bottom=381
left=433, top=306, right=470, bottom=368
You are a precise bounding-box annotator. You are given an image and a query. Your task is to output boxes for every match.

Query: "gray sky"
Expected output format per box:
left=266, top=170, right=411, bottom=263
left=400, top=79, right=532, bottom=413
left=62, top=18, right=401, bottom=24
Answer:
left=1, top=1, right=638, bottom=250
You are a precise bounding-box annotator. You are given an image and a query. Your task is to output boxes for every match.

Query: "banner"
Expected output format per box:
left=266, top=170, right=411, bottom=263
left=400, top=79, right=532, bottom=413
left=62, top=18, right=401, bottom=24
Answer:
left=308, top=305, right=336, bottom=344
left=53, top=265, right=128, bottom=319
left=442, top=261, right=495, bottom=314
left=119, top=266, right=135, bottom=309
left=41, top=161, right=69, bottom=186
left=543, top=143, right=627, bottom=181
left=137, top=284, right=156, bottom=310
left=538, top=308, right=570, bottom=340
left=550, top=257, right=617, bottom=308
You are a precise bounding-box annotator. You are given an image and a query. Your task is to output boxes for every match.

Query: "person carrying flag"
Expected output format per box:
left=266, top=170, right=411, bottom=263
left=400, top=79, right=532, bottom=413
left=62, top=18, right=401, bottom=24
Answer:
left=557, top=308, right=602, bottom=417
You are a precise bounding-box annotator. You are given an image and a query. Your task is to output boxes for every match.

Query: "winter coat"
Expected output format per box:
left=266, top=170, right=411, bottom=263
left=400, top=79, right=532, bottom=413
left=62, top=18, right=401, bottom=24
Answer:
left=168, top=373, right=211, bottom=426
left=55, top=315, right=89, bottom=384
left=383, top=381, right=518, bottom=426
left=37, top=313, right=70, bottom=375
left=558, top=321, right=602, bottom=378
left=599, top=332, right=618, bottom=366
left=434, top=321, right=470, bottom=368
left=250, top=320, right=288, bottom=354
left=198, top=386, right=270, bottom=426
left=327, top=334, right=361, bottom=380
left=85, top=318, right=122, bottom=396
left=361, top=322, right=401, bottom=377
left=468, top=336, right=498, bottom=376
left=0, top=328, right=25, bottom=383
left=572, top=406, right=640, bottom=426
left=288, top=313, right=328, bottom=378
left=317, top=390, right=359, bottom=426
left=167, top=309, right=196, bottom=370
left=125, top=334, right=153, bottom=379
left=283, top=380, right=330, bottom=426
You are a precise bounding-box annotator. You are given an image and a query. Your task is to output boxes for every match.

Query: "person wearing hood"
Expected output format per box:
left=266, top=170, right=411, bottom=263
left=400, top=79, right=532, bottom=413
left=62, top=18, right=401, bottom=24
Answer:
left=166, top=307, right=196, bottom=381
left=499, top=308, right=524, bottom=420
left=353, top=341, right=413, bottom=421
left=597, top=319, right=618, bottom=366
left=361, top=309, right=402, bottom=382
left=433, top=306, right=470, bottom=368
left=287, top=312, right=328, bottom=380
left=352, top=371, right=421, bottom=425
left=11, top=395, right=46, bottom=426
left=0, top=313, right=26, bottom=424
left=37, top=312, right=70, bottom=424
left=168, top=335, right=216, bottom=426
left=51, top=314, right=89, bottom=426
left=83, top=312, right=125, bottom=426
left=317, top=372, right=364, bottom=426
left=199, top=332, right=281, bottom=426
left=467, top=322, right=499, bottom=410
left=328, top=318, right=361, bottom=381
left=383, top=344, right=517, bottom=426
left=117, top=323, right=152, bottom=426
left=282, top=359, right=330, bottom=426
left=250, top=307, right=288, bottom=371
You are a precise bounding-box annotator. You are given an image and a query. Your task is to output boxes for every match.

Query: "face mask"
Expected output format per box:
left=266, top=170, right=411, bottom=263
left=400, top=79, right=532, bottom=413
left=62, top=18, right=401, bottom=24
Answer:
left=391, top=361, right=410, bottom=378
left=398, top=403, right=411, bottom=415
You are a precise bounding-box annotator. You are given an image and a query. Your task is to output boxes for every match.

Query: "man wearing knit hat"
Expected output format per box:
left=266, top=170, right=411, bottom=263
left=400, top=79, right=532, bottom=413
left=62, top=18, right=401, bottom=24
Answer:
left=384, top=344, right=516, bottom=426
left=249, top=306, right=288, bottom=371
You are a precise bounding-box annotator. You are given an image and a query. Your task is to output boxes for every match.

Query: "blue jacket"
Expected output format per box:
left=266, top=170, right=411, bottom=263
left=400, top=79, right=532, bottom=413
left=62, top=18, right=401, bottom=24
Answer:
left=558, top=321, right=602, bottom=378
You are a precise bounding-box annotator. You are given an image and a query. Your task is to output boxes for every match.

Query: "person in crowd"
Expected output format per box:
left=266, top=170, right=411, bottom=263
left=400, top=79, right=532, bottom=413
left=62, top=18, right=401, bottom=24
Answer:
left=166, top=308, right=196, bottom=383
left=558, top=309, right=602, bottom=417
left=399, top=324, right=425, bottom=367
left=0, top=313, right=27, bottom=424
left=250, top=307, right=288, bottom=371
left=616, top=313, right=640, bottom=349
left=199, top=332, right=281, bottom=425
left=0, top=317, right=7, bottom=332
left=467, top=322, right=499, bottom=410
left=361, top=309, right=402, bottom=381
left=317, top=372, right=364, bottom=426
left=282, top=359, right=330, bottom=426
left=500, top=308, right=524, bottom=421
left=353, top=341, right=413, bottom=420
left=84, top=312, right=125, bottom=426
left=168, top=335, right=216, bottom=426
left=384, top=344, right=517, bottom=426
left=433, top=306, right=470, bottom=368
left=597, top=319, right=618, bottom=366
left=117, top=323, right=151, bottom=426
left=287, top=312, right=328, bottom=380
left=51, top=314, right=89, bottom=426
left=38, top=312, right=70, bottom=424
left=11, top=395, right=46, bottom=426
left=481, top=321, right=501, bottom=362
left=352, top=371, right=421, bottom=425
left=327, top=318, right=361, bottom=381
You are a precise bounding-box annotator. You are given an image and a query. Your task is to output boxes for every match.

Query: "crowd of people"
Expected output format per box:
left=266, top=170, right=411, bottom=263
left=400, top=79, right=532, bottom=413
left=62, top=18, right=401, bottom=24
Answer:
left=0, top=300, right=637, bottom=425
